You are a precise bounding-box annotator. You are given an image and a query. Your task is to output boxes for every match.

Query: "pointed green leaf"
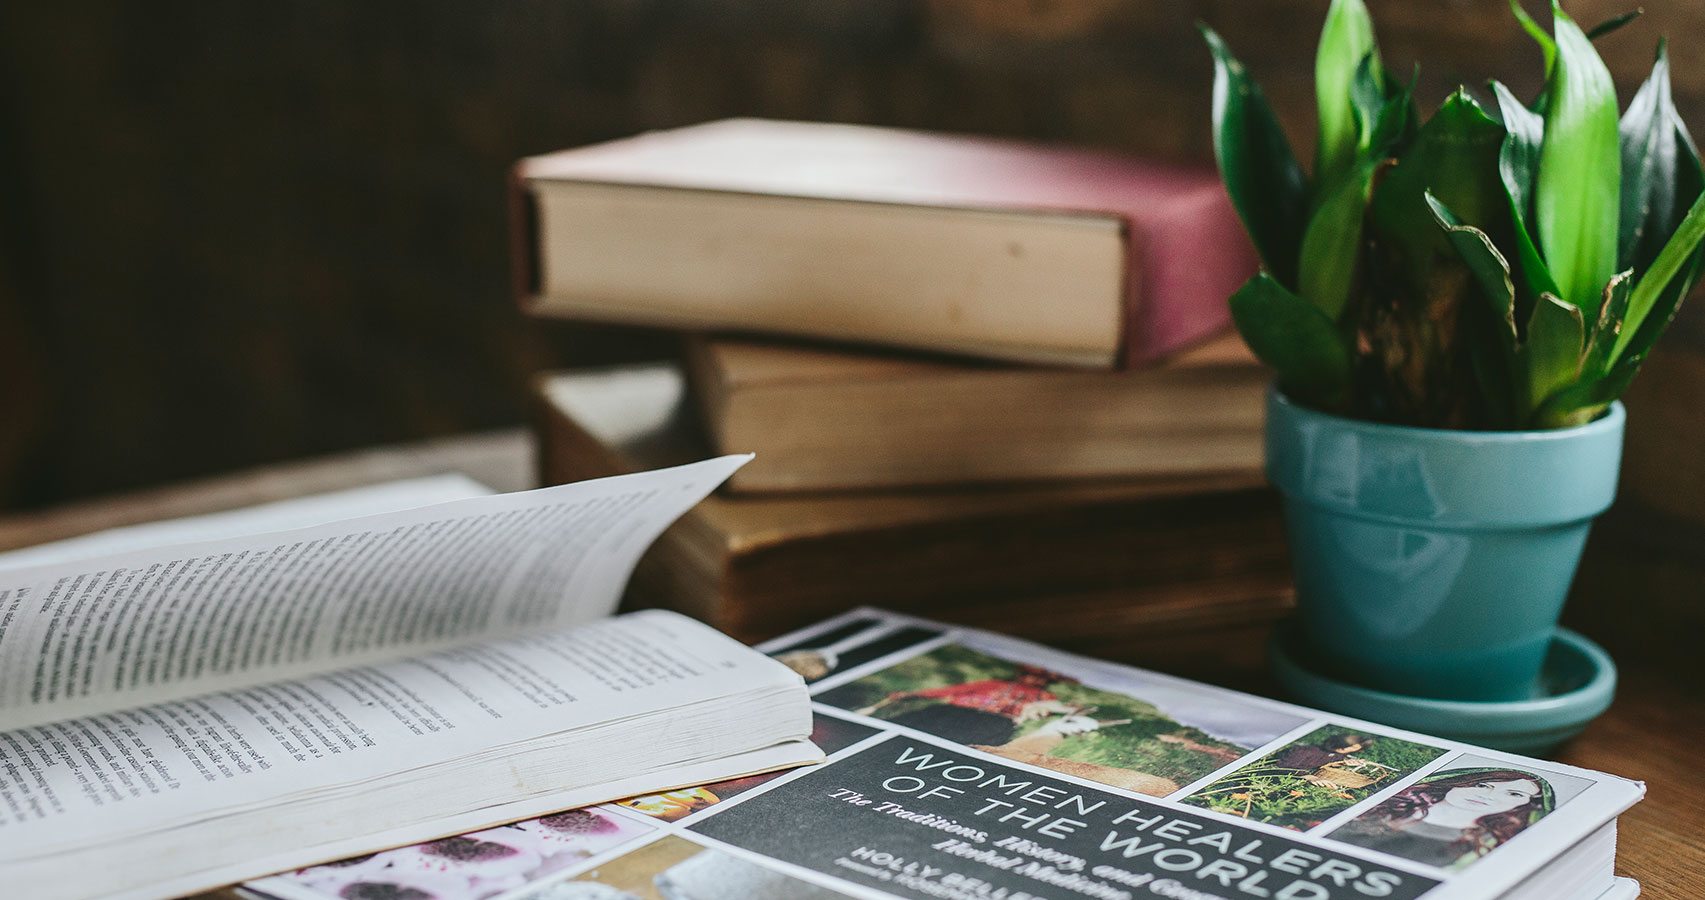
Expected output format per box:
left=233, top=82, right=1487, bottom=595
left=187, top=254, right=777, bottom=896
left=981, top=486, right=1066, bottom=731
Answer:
left=1316, top=0, right=1382, bottom=188
left=1491, top=80, right=1561, bottom=317
left=1349, top=54, right=1386, bottom=148
left=1614, top=190, right=1705, bottom=362
left=1302, top=75, right=1421, bottom=321
left=1429, top=192, right=1522, bottom=426
left=1491, top=82, right=1543, bottom=223
left=1524, top=292, right=1586, bottom=413
left=1587, top=9, right=1642, bottom=40
left=1531, top=350, right=1644, bottom=428
left=1369, top=90, right=1508, bottom=299
left=1426, top=192, right=1518, bottom=342
left=1229, top=273, right=1353, bottom=409
left=1299, top=161, right=1377, bottom=320
left=1619, top=251, right=1703, bottom=366
left=1536, top=2, right=1621, bottom=315
left=1620, top=40, right=1685, bottom=273
left=1366, top=64, right=1418, bottom=159
left=1203, top=25, right=1308, bottom=289
left=1509, top=0, right=1556, bottom=76
left=1583, top=270, right=1633, bottom=378
left=1620, top=121, right=1705, bottom=360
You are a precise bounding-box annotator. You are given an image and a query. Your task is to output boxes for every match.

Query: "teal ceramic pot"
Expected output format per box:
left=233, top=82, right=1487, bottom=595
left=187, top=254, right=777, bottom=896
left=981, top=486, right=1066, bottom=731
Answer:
left=1265, top=390, right=1625, bottom=703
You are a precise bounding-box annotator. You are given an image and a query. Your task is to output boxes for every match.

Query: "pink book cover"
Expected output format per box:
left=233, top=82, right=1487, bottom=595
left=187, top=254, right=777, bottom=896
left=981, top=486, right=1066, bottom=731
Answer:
left=513, top=119, right=1257, bottom=368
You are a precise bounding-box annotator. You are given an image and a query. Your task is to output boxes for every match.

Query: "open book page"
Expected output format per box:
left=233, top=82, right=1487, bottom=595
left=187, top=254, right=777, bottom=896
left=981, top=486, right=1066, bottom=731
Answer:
left=0, top=456, right=748, bottom=731
left=0, top=609, right=803, bottom=864
left=253, top=609, right=1645, bottom=900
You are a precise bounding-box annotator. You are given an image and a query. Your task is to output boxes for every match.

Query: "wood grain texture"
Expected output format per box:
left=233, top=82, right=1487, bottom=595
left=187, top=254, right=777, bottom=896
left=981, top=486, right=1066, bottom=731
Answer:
left=1554, top=669, right=1705, bottom=896
left=3, top=0, right=1704, bottom=509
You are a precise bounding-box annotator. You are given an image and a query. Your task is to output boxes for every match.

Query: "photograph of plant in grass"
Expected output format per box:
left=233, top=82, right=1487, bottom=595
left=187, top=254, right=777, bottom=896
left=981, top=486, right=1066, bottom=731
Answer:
left=1203, top=0, right=1705, bottom=429
left=1180, top=725, right=1448, bottom=832
left=815, top=641, right=1307, bottom=797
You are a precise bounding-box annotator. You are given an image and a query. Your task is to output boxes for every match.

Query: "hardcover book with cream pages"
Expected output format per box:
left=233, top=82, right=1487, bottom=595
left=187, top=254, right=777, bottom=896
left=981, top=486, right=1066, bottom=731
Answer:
left=684, top=332, right=1266, bottom=493
left=512, top=119, right=1258, bottom=369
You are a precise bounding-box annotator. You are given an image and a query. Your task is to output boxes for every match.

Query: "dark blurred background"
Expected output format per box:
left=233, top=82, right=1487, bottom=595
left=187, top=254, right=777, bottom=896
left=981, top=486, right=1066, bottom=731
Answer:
left=1, top=0, right=1701, bottom=513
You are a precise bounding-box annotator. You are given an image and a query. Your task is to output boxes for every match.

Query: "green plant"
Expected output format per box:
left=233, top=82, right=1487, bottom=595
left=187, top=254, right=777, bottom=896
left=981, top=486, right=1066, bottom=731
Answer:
left=1203, top=0, right=1705, bottom=429
left=1180, top=725, right=1447, bottom=830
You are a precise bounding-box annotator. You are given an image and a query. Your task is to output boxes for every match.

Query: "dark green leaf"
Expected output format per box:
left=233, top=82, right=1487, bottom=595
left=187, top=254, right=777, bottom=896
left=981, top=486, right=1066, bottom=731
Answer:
left=1426, top=192, right=1518, bottom=345
left=1622, top=121, right=1705, bottom=359
left=1203, top=25, right=1308, bottom=289
left=1229, top=273, right=1353, bottom=409
left=1509, top=0, right=1556, bottom=77
left=1491, top=80, right=1561, bottom=317
left=1315, top=0, right=1382, bottom=188
left=1299, top=161, right=1377, bottom=320
left=1618, top=248, right=1702, bottom=367
left=1430, top=192, right=1524, bottom=426
left=1491, top=82, right=1543, bottom=222
left=1587, top=9, right=1643, bottom=40
left=1369, top=90, right=1508, bottom=299
left=1531, top=350, right=1645, bottom=428
left=1349, top=54, right=1386, bottom=150
left=1614, top=190, right=1705, bottom=362
left=1620, top=40, right=1683, bottom=274
left=1367, top=67, right=1419, bottom=159
left=1524, top=292, right=1586, bottom=413
left=1537, top=1, right=1621, bottom=315
left=1305, top=77, right=1420, bottom=322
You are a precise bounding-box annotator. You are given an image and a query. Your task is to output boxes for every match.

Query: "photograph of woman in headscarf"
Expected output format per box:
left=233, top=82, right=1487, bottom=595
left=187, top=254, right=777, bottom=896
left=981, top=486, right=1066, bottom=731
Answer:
left=1330, top=767, right=1559, bottom=870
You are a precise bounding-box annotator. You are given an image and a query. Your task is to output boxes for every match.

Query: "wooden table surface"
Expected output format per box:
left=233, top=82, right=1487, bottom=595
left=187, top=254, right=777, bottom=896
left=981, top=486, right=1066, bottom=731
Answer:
left=0, top=430, right=1698, bottom=898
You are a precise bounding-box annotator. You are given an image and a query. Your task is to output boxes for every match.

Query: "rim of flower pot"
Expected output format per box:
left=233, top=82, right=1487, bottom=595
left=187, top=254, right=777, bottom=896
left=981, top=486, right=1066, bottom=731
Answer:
left=1265, top=386, right=1626, bottom=528
left=1267, top=387, right=1626, bottom=444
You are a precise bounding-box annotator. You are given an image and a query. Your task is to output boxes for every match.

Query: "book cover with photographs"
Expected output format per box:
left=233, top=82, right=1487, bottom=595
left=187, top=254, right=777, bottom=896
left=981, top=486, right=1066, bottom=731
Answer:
left=243, top=609, right=1643, bottom=900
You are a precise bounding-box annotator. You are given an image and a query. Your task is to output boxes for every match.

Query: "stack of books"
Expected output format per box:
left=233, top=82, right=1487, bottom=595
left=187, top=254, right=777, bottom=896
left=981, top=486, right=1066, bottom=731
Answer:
left=511, top=119, right=1283, bottom=665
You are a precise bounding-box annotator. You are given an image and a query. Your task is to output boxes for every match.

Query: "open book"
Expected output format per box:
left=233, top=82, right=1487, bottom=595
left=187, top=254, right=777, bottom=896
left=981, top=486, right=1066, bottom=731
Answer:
left=249, top=609, right=1642, bottom=900
left=0, top=458, right=819, bottom=900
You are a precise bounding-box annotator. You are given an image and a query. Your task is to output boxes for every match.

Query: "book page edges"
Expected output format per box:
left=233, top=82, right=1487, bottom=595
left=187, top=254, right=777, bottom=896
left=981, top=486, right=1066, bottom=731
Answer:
left=516, top=177, right=1255, bottom=369
left=516, top=119, right=1253, bottom=370
left=115, top=740, right=824, bottom=900
left=523, top=182, right=1126, bottom=369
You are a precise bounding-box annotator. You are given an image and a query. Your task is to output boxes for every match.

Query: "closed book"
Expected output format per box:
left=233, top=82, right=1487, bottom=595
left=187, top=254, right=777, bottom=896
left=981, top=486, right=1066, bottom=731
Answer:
left=686, top=331, right=1266, bottom=493
left=512, top=118, right=1257, bottom=368
left=531, top=364, right=1292, bottom=670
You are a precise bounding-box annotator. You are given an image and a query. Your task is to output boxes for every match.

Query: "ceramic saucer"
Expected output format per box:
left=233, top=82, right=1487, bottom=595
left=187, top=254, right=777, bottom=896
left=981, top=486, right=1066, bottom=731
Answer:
left=1268, top=620, right=1617, bottom=754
